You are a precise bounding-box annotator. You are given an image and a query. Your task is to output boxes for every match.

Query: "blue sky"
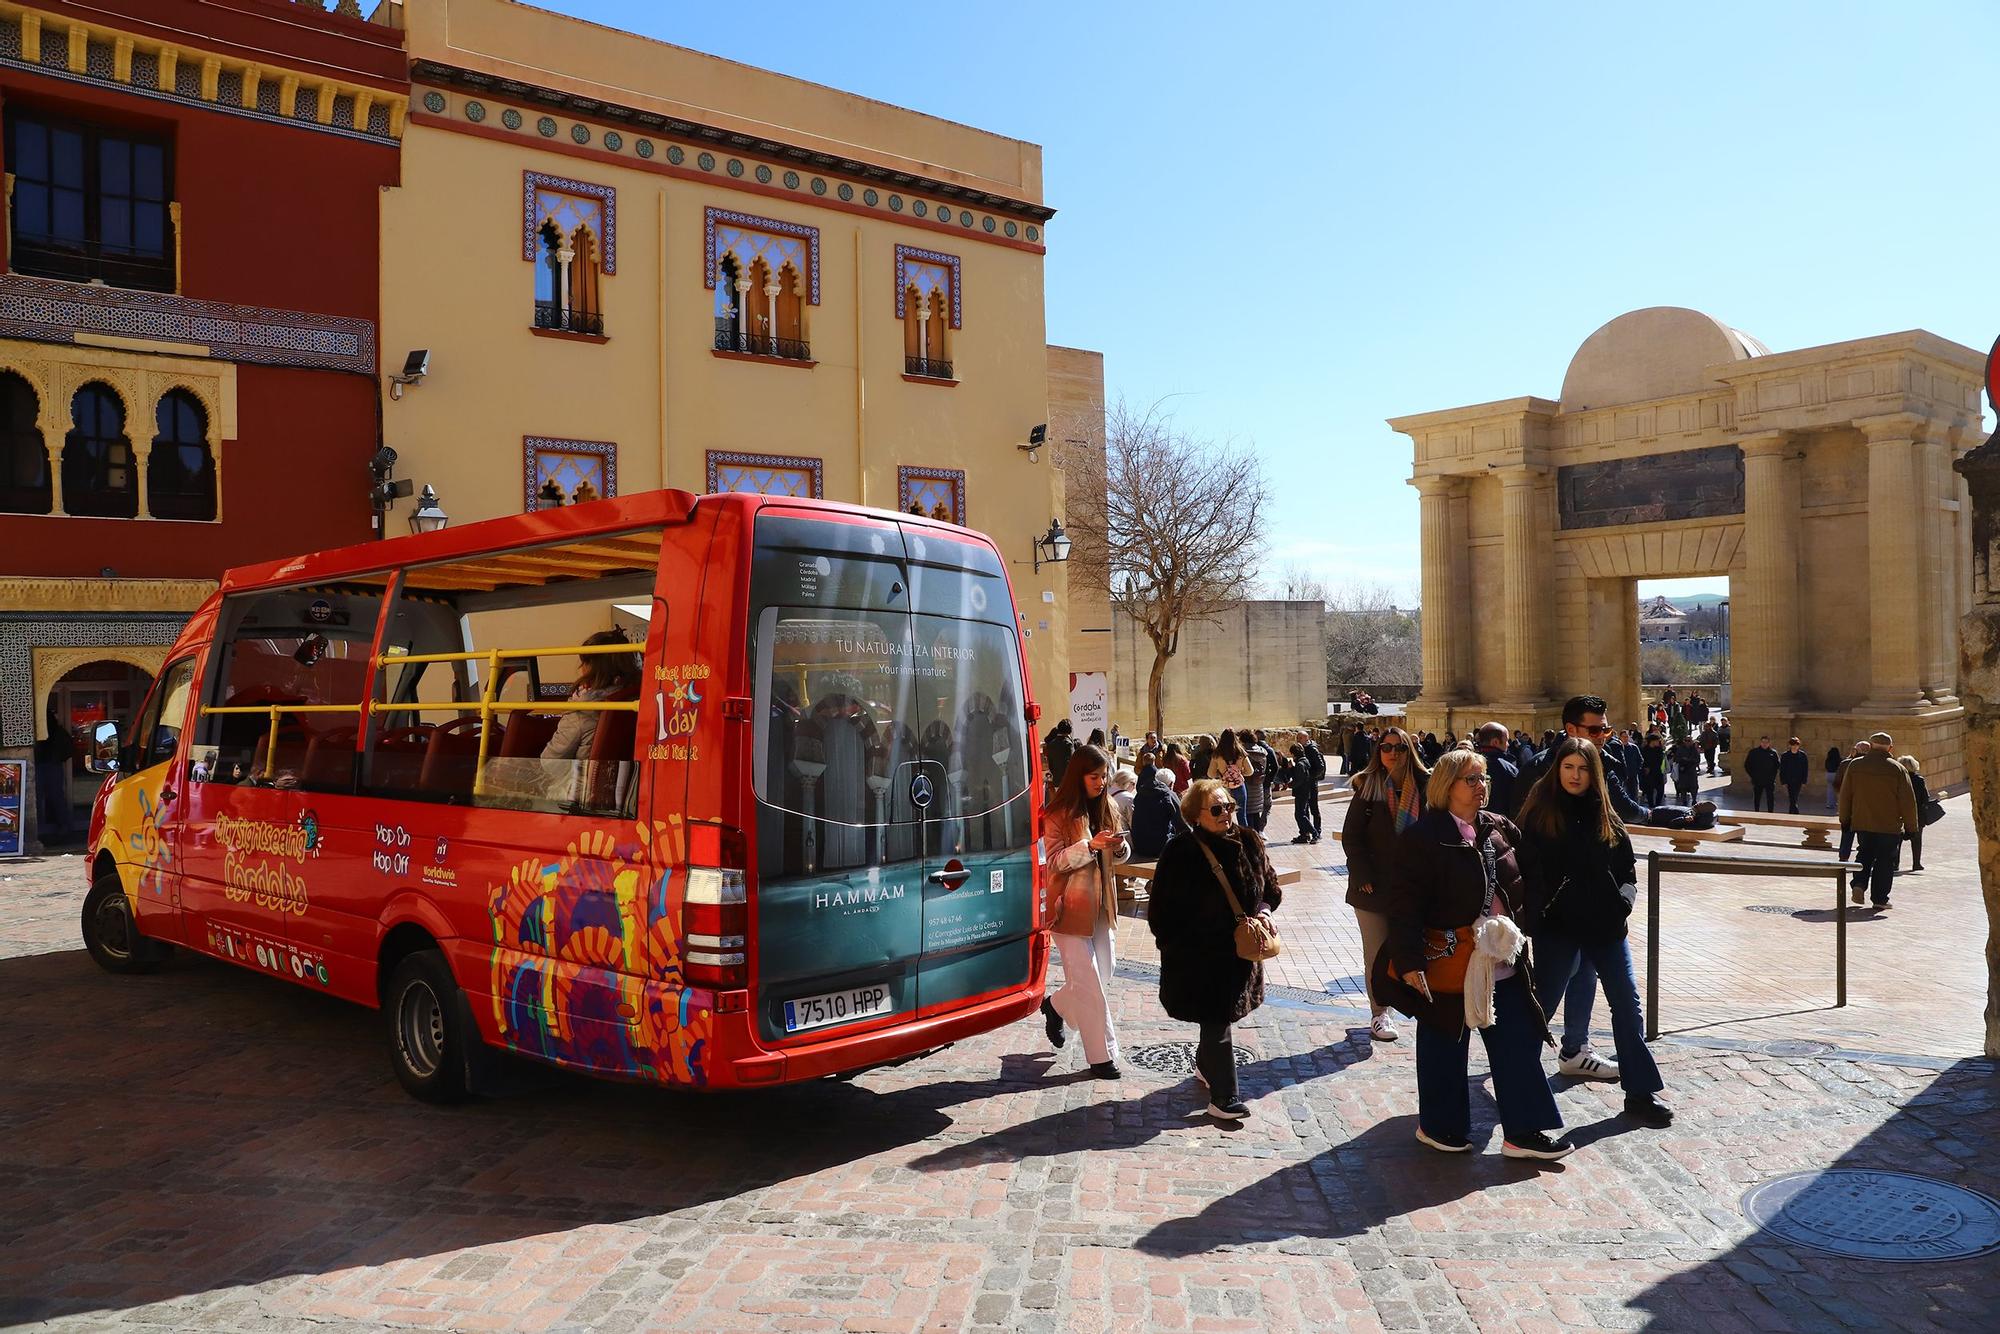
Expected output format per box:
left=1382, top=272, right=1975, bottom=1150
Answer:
left=548, top=1, right=1997, bottom=602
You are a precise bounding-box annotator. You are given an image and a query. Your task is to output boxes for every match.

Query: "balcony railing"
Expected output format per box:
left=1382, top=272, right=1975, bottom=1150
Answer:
left=904, top=355, right=955, bottom=380
left=11, top=240, right=175, bottom=293
left=713, top=323, right=811, bottom=362
left=534, top=302, right=605, bottom=336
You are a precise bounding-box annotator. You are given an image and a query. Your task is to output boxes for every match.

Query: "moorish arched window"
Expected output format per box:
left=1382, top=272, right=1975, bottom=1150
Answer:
left=148, top=389, right=215, bottom=521
left=61, top=382, right=135, bottom=518
left=0, top=371, right=50, bottom=514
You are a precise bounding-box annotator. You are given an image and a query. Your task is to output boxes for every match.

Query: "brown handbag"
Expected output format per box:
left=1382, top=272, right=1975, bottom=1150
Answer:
left=1391, top=841, right=1499, bottom=996
left=1195, top=838, right=1281, bottom=962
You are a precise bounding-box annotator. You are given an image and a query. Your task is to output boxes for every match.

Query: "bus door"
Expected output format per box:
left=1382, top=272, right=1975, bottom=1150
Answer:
left=748, top=511, right=927, bottom=1044
left=116, top=655, right=200, bottom=946
left=899, top=526, right=1035, bottom=1017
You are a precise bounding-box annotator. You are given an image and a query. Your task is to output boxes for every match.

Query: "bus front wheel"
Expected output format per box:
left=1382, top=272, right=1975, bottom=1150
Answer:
left=81, top=874, right=167, bottom=974
left=386, top=950, right=476, bottom=1104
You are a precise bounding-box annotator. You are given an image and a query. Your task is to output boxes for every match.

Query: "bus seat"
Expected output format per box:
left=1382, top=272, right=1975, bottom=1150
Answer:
left=371, top=724, right=433, bottom=791
left=498, top=713, right=559, bottom=758
left=419, top=716, right=484, bottom=797
left=580, top=702, right=638, bottom=812
left=303, top=726, right=359, bottom=790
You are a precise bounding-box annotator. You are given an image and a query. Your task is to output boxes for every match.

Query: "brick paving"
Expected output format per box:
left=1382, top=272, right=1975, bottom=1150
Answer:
left=0, top=782, right=1995, bottom=1333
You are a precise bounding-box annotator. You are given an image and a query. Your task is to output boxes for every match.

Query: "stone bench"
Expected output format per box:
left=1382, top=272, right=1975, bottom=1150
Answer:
left=1626, top=822, right=1747, bottom=855
left=1720, top=811, right=1841, bottom=851
left=1116, top=859, right=1303, bottom=902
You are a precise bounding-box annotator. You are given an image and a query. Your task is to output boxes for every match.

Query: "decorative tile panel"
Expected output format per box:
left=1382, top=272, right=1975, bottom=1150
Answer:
left=704, top=209, right=820, bottom=305
left=897, top=466, right=966, bottom=525
left=523, top=437, right=617, bottom=511
left=0, top=274, right=374, bottom=376
left=893, top=246, right=962, bottom=328
left=1, top=614, right=188, bottom=746
left=705, top=450, right=823, bottom=498
left=522, top=173, right=618, bottom=273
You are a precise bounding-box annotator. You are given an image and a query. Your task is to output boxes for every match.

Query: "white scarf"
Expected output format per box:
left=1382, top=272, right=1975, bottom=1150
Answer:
left=1463, top=915, right=1525, bottom=1030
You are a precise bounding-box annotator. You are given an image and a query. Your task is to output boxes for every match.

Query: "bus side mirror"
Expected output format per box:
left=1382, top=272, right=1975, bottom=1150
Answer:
left=86, top=721, right=121, bottom=774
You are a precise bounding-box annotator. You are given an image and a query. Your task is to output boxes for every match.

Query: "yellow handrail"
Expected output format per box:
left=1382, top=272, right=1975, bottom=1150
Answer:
left=199, top=702, right=368, bottom=778
left=384, top=643, right=640, bottom=666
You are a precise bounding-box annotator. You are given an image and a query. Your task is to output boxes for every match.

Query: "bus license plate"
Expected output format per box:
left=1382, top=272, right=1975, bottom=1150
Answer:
left=783, top=985, right=893, bottom=1034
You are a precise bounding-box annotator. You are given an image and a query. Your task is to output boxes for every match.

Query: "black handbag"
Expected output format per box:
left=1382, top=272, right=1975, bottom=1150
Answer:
left=1919, top=799, right=1946, bottom=828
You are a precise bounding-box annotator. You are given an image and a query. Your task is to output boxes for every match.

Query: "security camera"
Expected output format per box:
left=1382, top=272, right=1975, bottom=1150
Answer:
left=369, top=446, right=399, bottom=474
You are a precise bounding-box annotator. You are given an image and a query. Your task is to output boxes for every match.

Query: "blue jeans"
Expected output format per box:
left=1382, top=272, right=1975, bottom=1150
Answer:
left=1533, top=934, right=1664, bottom=1097
left=1229, top=784, right=1249, bottom=828
left=1561, top=961, right=1597, bottom=1055
left=1414, top=974, right=1562, bottom=1143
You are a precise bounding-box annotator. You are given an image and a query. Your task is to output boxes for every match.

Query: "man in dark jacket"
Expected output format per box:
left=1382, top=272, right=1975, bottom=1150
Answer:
left=1839, top=732, right=1919, bottom=909
left=1042, top=720, right=1075, bottom=791
left=1284, top=743, right=1321, bottom=843
left=1778, top=738, right=1810, bottom=813
left=1128, top=764, right=1188, bottom=859
left=1347, top=726, right=1373, bottom=775
left=1743, top=736, right=1781, bottom=811
left=1473, top=721, right=1522, bottom=820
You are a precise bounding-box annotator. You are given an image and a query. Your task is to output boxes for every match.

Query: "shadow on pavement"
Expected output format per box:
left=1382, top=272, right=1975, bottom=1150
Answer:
left=1627, top=1057, right=2000, bottom=1329
left=0, top=948, right=1037, bottom=1324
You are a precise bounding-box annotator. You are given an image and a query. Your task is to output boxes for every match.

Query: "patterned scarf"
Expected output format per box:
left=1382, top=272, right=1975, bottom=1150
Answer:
left=1362, top=767, right=1425, bottom=833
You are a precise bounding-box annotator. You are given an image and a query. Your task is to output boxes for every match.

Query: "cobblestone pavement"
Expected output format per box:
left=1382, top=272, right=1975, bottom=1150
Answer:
left=1, top=785, right=1995, bottom=1333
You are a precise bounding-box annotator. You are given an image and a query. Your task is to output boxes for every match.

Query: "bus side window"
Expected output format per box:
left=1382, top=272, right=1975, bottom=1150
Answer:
left=129, top=657, right=197, bottom=774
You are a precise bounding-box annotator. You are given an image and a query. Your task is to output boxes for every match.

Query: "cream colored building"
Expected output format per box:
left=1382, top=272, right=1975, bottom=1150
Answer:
left=375, top=0, right=1085, bottom=699
left=1391, top=307, right=1979, bottom=790
left=1110, top=601, right=1328, bottom=738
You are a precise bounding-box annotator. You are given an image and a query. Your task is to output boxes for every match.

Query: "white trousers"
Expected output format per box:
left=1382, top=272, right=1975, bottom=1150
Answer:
left=1051, top=921, right=1119, bottom=1065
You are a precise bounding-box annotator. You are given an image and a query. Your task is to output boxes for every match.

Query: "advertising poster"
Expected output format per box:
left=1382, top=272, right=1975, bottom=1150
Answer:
left=1067, top=672, right=1108, bottom=740
left=0, top=758, right=24, bottom=858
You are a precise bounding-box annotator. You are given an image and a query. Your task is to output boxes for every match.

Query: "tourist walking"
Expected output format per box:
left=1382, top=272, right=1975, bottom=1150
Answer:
left=1474, top=722, right=1522, bottom=820
left=1042, top=720, right=1075, bottom=797
left=1207, top=729, right=1251, bottom=828
left=1717, top=718, right=1731, bottom=767
left=1346, top=725, right=1373, bottom=776
left=1244, top=729, right=1276, bottom=833
left=1823, top=743, right=1843, bottom=812
left=1037, top=745, right=1129, bottom=1077
left=1834, top=740, right=1871, bottom=863
left=1670, top=735, right=1702, bottom=805
left=1341, top=725, right=1429, bottom=1043
left=1899, top=754, right=1932, bottom=873
left=34, top=701, right=73, bottom=842
left=1372, top=749, right=1573, bottom=1160
left=1286, top=743, right=1322, bottom=843
left=1779, top=738, right=1810, bottom=814
left=1699, top=721, right=1720, bottom=777
left=1129, top=755, right=1190, bottom=859
left=1146, top=778, right=1282, bottom=1121
left=1190, top=734, right=1217, bottom=785
left=1838, top=733, right=1918, bottom=910
left=1743, top=736, right=1781, bottom=812
left=1516, top=739, right=1673, bottom=1127
left=1640, top=733, right=1668, bottom=808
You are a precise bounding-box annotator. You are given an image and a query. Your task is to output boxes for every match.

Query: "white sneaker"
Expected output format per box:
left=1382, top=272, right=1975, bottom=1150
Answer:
left=1559, top=1048, right=1620, bottom=1081
left=1370, top=1015, right=1401, bottom=1042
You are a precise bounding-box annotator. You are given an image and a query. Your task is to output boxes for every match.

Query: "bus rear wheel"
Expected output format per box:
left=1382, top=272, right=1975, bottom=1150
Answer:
left=81, top=874, right=167, bottom=974
left=386, top=949, right=476, bottom=1104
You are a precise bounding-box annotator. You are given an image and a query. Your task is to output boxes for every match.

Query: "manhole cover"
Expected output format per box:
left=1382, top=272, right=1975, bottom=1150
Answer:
left=1126, top=1042, right=1253, bottom=1077
left=1745, top=904, right=1798, bottom=915
left=1743, top=1170, right=2000, bottom=1262
left=1323, top=973, right=1369, bottom=999
left=1764, top=1039, right=1838, bottom=1058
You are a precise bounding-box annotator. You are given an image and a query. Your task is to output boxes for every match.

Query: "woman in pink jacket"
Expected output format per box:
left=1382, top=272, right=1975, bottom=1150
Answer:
left=1039, top=744, right=1130, bottom=1078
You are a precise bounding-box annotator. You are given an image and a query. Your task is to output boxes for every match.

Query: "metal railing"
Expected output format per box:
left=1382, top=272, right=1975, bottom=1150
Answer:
left=712, top=325, right=811, bottom=361
left=1644, top=849, right=1860, bottom=1040
left=904, top=355, right=954, bottom=380
left=200, top=640, right=640, bottom=789
left=534, top=302, right=605, bottom=336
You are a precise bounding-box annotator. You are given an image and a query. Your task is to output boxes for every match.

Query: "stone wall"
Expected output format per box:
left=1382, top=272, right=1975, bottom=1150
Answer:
left=1109, top=600, right=1327, bottom=736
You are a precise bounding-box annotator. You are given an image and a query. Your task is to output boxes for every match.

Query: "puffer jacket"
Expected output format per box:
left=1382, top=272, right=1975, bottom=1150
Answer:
left=1041, top=807, right=1129, bottom=936
left=1519, top=794, right=1638, bottom=947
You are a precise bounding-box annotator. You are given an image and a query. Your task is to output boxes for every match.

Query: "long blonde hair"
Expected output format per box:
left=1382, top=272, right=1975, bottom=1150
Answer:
left=1517, top=737, right=1624, bottom=846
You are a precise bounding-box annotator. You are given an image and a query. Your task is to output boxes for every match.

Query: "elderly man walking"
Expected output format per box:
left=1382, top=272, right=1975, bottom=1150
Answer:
left=1838, top=732, right=1919, bottom=910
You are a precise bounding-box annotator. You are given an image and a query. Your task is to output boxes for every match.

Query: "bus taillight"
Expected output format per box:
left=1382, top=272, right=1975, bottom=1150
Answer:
left=684, top=866, right=747, bottom=987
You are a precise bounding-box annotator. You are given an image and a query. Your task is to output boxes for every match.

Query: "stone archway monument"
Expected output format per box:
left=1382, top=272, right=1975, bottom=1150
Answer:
left=1390, top=307, right=1981, bottom=791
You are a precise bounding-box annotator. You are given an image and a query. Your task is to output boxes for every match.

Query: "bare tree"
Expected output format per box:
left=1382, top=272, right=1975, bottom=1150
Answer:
left=1075, top=400, right=1268, bottom=735
left=1324, top=584, right=1421, bottom=701
left=1273, top=563, right=1330, bottom=605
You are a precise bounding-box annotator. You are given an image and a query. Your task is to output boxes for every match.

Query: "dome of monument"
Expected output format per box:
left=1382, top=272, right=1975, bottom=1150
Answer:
left=1558, top=307, right=1768, bottom=412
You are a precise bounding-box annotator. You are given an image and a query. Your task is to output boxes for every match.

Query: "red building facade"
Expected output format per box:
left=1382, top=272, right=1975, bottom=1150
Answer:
left=0, top=0, right=405, bottom=847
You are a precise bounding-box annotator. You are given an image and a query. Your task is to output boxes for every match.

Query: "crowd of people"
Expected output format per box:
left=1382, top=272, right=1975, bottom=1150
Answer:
left=1032, top=695, right=1941, bottom=1155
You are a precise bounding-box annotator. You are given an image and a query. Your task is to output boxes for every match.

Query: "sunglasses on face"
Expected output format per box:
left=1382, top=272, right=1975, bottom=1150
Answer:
left=1377, top=742, right=1407, bottom=753
left=1581, top=724, right=1612, bottom=737
left=1208, top=802, right=1236, bottom=817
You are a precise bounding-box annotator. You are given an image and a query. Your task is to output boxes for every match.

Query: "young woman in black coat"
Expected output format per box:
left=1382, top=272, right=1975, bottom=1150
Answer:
left=1516, top=738, right=1672, bottom=1128
left=1146, top=777, right=1281, bottom=1122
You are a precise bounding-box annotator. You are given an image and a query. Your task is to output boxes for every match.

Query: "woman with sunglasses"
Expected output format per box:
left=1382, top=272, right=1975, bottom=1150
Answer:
left=1373, top=748, right=1573, bottom=1160
left=1038, top=744, right=1130, bottom=1078
left=1340, top=724, right=1430, bottom=1043
left=1146, top=778, right=1282, bottom=1120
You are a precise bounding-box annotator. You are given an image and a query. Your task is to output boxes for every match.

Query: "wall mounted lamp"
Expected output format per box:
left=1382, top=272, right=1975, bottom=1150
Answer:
left=1032, top=519, right=1072, bottom=572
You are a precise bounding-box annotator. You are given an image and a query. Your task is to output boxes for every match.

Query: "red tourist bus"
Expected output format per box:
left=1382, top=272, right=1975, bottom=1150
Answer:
left=82, top=490, right=1047, bottom=1099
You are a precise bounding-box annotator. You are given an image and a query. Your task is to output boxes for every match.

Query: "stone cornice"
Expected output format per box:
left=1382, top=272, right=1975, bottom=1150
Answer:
left=1386, top=396, right=1560, bottom=435
left=0, top=576, right=215, bottom=613
left=1706, top=330, right=1984, bottom=384
left=1853, top=411, right=1936, bottom=443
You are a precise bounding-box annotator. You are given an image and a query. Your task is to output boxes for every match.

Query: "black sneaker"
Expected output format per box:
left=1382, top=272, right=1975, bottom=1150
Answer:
left=1041, top=998, right=1065, bottom=1049
left=1415, top=1127, right=1471, bottom=1153
left=1623, top=1094, right=1675, bottom=1128
left=1089, top=1061, right=1122, bottom=1080
left=1206, top=1099, right=1248, bottom=1121
left=1502, top=1131, right=1575, bottom=1161
left=1291, top=835, right=1310, bottom=844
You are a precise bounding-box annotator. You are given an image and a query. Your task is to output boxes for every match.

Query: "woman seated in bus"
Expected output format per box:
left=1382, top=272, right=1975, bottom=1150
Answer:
left=485, top=629, right=641, bottom=807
